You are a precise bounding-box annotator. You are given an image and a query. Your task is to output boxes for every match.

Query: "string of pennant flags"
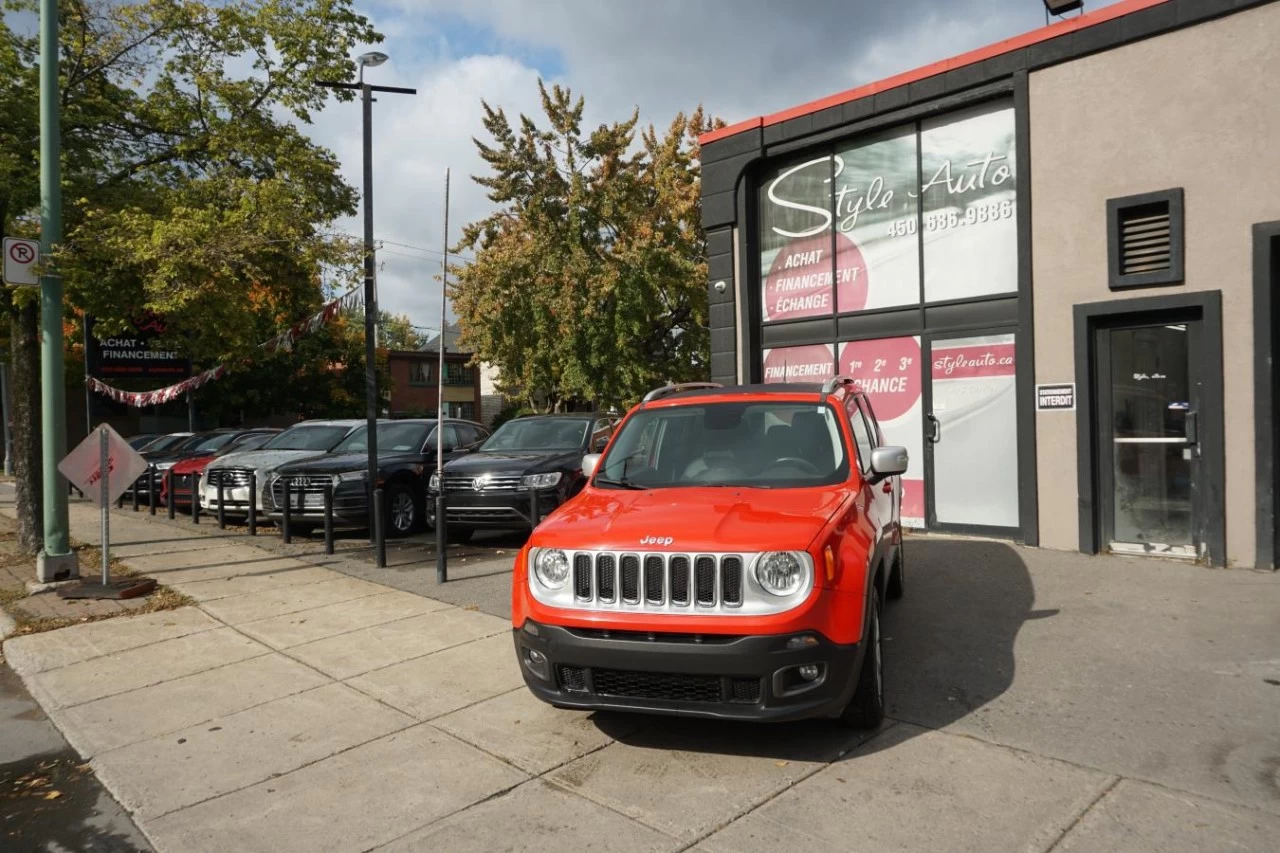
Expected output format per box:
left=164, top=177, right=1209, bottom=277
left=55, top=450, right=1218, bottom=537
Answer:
left=86, top=284, right=364, bottom=408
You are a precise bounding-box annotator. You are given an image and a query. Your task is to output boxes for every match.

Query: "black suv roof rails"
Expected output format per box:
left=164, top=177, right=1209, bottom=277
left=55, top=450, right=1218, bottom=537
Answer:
left=642, top=382, right=723, bottom=403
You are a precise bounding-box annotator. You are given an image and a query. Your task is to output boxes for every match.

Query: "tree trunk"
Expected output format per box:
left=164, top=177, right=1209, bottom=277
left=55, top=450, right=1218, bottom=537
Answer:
left=11, top=298, right=42, bottom=554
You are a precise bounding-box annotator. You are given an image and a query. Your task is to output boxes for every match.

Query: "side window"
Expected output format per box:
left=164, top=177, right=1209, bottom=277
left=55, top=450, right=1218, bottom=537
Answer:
left=441, top=424, right=460, bottom=451
left=858, top=395, right=885, bottom=445
left=846, top=397, right=874, bottom=473
left=457, top=424, right=478, bottom=446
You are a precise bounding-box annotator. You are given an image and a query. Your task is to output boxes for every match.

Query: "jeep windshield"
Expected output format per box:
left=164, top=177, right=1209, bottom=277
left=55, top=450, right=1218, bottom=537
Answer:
left=480, top=418, right=587, bottom=452
left=262, top=425, right=352, bottom=451
left=596, top=401, right=849, bottom=489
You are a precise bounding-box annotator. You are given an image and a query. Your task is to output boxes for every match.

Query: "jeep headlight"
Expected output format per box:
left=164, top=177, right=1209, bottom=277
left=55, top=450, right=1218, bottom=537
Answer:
left=755, top=551, right=810, bottom=596
left=334, top=470, right=366, bottom=485
left=428, top=473, right=440, bottom=491
left=522, top=472, right=562, bottom=489
left=532, top=548, right=570, bottom=589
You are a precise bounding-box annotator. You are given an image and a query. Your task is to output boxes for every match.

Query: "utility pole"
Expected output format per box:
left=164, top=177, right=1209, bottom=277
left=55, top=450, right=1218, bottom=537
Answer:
left=435, top=170, right=449, bottom=585
left=316, top=55, right=415, bottom=544
left=36, top=0, right=77, bottom=581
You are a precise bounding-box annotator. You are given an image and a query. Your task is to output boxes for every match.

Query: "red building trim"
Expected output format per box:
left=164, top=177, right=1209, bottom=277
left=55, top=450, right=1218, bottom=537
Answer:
left=698, top=0, right=1171, bottom=146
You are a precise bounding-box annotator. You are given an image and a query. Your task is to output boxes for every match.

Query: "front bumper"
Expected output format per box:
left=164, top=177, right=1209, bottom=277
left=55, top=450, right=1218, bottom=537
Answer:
left=432, top=488, right=562, bottom=530
left=263, top=482, right=371, bottom=528
left=513, top=619, right=863, bottom=722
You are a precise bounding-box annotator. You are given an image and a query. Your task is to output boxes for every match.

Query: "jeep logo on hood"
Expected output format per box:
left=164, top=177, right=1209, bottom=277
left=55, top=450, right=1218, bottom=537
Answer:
left=640, top=536, right=674, bottom=546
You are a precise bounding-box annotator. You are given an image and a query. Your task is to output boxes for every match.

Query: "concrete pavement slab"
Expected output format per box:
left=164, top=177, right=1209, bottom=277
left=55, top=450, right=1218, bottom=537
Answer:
left=168, top=565, right=339, bottom=601
left=374, top=779, right=680, bottom=853
left=347, top=632, right=523, bottom=721
left=57, top=653, right=330, bottom=757
left=236, top=590, right=451, bottom=650
left=2, top=607, right=219, bottom=675
left=546, top=718, right=875, bottom=842
left=146, top=723, right=527, bottom=853
left=889, top=538, right=1280, bottom=814
left=286, top=606, right=507, bottom=680
left=198, top=575, right=388, bottom=624
left=690, top=724, right=1114, bottom=853
left=92, top=682, right=414, bottom=820
left=120, top=545, right=307, bottom=576
left=433, top=688, right=646, bottom=775
left=27, top=627, right=268, bottom=710
left=1054, top=779, right=1280, bottom=852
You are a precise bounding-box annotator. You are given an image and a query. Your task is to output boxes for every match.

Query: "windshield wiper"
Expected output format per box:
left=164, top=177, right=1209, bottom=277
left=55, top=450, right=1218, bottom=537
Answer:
left=593, top=476, right=647, bottom=490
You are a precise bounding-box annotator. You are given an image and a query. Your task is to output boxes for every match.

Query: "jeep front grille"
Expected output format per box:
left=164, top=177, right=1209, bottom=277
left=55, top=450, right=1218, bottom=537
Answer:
left=556, top=665, right=761, bottom=705
left=568, top=551, right=747, bottom=613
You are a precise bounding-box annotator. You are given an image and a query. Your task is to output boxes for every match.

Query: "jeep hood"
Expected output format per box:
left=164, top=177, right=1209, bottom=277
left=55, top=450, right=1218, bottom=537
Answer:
left=533, top=486, right=848, bottom=553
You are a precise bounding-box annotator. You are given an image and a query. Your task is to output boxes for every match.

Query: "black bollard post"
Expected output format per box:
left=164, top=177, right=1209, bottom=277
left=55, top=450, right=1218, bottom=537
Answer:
left=248, top=472, right=257, bottom=536
left=529, top=486, right=541, bottom=528
left=167, top=475, right=175, bottom=519
left=435, top=495, right=447, bottom=584
left=281, top=477, right=292, bottom=544
left=322, top=482, right=335, bottom=555
left=190, top=479, right=200, bottom=524
left=132, top=474, right=140, bottom=511
left=148, top=467, right=157, bottom=515
left=216, top=476, right=226, bottom=529
left=373, top=488, right=386, bottom=568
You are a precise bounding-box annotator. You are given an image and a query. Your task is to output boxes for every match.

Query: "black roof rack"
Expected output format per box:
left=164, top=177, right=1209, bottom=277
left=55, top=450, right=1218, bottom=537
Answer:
left=641, top=382, right=723, bottom=403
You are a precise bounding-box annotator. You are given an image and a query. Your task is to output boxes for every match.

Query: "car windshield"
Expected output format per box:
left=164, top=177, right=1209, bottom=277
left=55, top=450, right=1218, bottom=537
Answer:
left=146, top=434, right=191, bottom=451
left=189, top=433, right=238, bottom=452
left=262, top=425, right=351, bottom=451
left=481, top=419, right=588, bottom=452
left=596, top=401, right=849, bottom=489
left=334, top=422, right=433, bottom=454
left=227, top=433, right=273, bottom=453
left=127, top=434, right=159, bottom=450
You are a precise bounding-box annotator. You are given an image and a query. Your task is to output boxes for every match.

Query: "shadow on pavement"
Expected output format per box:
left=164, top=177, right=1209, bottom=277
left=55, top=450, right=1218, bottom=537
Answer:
left=588, top=538, right=1041, bottom=763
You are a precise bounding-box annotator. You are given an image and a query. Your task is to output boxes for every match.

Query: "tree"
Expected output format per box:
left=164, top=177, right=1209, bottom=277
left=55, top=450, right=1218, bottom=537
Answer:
left=379, top=311, right=427, bottom=351
left=451, top=81, right=718, bottom=411
left=0, top=0, right=381, bottom=551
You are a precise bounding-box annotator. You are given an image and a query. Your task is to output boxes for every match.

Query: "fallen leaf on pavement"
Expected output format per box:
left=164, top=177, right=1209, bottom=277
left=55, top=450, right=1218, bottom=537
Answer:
left=44, top=791, right=61, bottom=800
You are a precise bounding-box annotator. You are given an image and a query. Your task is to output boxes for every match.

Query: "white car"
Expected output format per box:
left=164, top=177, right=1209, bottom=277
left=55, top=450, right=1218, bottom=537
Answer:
left=202, top=420, right=365, bottom=515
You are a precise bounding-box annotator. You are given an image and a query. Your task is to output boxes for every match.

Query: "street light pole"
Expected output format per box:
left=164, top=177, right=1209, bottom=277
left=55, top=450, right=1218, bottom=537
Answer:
left=316, top=54, right=415, bottom=546
left=36, top=0, right=77, bottom=580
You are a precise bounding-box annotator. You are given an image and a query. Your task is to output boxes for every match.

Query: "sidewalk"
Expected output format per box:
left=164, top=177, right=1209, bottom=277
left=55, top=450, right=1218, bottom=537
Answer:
left=2, top=491, right=1279, bottom=851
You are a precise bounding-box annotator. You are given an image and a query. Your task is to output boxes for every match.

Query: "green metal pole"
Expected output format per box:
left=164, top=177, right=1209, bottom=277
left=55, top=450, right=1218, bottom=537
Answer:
left=39, top=0, right=73, bottom=566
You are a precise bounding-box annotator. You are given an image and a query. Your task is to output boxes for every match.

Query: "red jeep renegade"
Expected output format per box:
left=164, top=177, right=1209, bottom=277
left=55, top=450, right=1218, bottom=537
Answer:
left=510, top=377, right=909, bottom=727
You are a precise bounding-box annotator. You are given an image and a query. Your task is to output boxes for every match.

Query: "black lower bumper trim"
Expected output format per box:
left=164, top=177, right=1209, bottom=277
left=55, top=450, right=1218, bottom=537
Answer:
left=513, top=620, right=863, bottom=722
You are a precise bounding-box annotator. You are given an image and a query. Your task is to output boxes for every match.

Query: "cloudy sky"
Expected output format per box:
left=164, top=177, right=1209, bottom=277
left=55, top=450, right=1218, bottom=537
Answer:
left=309, top=0, right=1124, bottom=334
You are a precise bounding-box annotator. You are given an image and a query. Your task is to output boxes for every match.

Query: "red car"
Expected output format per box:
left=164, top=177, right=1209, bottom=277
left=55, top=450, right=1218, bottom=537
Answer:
left=161, top=429, right=279, bottom=507
left=511, top=377, right=909, bottom=727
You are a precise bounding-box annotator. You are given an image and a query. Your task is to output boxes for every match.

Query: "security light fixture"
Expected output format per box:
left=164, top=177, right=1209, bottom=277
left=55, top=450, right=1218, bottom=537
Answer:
left=357, top=51, right=389, bottom=68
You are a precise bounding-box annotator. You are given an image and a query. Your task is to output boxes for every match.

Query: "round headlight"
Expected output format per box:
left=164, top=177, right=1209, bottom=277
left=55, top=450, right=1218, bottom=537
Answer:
left=756, top=551, right=805, bottom=596
left=533, top=549, right=570, bottom=589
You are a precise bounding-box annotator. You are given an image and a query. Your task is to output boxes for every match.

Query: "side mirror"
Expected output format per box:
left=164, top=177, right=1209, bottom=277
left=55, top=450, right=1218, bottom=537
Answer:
left=867, top=446, right=909, bottom=485
left=593, top=436, right=608, bottom=452
left=582, top=453, right=602, bottom=479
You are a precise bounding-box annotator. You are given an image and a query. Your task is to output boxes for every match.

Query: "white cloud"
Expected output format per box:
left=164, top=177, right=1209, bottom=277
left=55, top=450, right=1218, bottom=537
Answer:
left=302, top=0, right=1127, bottom=330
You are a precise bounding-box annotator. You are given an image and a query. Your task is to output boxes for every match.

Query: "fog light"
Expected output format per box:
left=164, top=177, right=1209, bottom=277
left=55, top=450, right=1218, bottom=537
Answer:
left=522, top=648, right=550, bottom=681
left=798, top=664, right=820, bottom=681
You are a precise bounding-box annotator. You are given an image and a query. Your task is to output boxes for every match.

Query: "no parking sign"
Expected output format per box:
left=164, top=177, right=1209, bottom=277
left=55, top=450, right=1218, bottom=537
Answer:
left=3, top=237, right=39, bottom=286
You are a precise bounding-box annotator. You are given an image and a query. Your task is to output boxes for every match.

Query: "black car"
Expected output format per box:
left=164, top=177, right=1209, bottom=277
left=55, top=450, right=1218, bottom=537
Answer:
left=268, top=418, right=489, bottom=537
left=428, top=413, right=616, bottom=539
left=130, top=429, right=279, bottom=500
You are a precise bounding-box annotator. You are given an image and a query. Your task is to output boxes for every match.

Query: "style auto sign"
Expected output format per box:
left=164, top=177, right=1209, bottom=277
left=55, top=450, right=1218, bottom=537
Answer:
left=764, top=233, right=866, bottom=321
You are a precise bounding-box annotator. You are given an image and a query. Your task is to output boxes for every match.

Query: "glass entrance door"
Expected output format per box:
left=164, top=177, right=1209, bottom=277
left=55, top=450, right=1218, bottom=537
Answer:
left=925, top=332, right=1020, bottom=530
left=1097, top=322, right=1201, bottom=557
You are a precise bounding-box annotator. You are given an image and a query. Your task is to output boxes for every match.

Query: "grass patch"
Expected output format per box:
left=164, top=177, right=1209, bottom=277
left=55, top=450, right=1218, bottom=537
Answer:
left=5, top=587, right=196, bottom=637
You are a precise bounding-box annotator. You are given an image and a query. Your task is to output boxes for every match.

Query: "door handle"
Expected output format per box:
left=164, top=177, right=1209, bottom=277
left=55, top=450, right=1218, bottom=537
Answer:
left=927, top=414, right=942, bottom=444
left=882, top=480, right=893, bottom=494
left=1184, top=410, right=1198, bottom=445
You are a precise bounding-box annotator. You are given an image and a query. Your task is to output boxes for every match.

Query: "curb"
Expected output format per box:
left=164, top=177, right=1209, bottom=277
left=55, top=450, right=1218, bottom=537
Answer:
left=0, top=607, right=17, bottom=641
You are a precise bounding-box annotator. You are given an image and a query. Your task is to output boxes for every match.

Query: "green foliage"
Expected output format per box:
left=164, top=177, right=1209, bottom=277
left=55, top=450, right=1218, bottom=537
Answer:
left=451, top=81, right=719, bottom=411
left=379, top=311, right=427, bottom=351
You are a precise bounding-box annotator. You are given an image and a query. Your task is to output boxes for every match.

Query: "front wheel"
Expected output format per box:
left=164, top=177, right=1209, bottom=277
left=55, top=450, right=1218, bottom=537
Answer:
left=886, top=545, right=905, bottom=601
left=841, top=589, right=885, bottom=729
left=384, top=483, right=419, bottom=538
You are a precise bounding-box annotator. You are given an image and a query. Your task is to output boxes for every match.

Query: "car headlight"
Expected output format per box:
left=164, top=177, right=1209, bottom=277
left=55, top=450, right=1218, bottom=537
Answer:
left=154, top=460, right=176, bottom=471
left=532, top=548, right=570, bottom=589
left=334, top=470, right=366, bottom=484
left=522, top=472, right=562, bottom=489
left=429, top=473, right=440, bottom=491
left=755, top=551, right=809, bottom=596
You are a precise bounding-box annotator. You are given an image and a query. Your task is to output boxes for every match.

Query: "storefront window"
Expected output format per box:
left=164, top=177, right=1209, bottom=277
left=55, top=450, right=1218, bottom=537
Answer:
left=757, top=99, right=1016, bottom=322
left=838, top=337, right=925, bottom=528
left=920, top=103, right=1017, bottom=303
left=761, top=344, right=835, bottom=383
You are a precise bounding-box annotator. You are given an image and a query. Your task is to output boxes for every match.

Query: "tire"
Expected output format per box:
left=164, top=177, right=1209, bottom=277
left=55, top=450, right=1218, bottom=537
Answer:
left=886, top=545, right=905, bottom=601
left=384, top=483, right=419, bottom=538
left=841, top=589, right=886, bottom=729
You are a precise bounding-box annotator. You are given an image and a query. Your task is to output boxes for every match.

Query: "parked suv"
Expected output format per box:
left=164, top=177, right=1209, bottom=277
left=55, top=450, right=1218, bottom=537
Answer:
left=428, top=413, right=615, bottom=540
left=511, top=378, right=908, bottom=727
left=269, top=418, right=488, bottom=537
